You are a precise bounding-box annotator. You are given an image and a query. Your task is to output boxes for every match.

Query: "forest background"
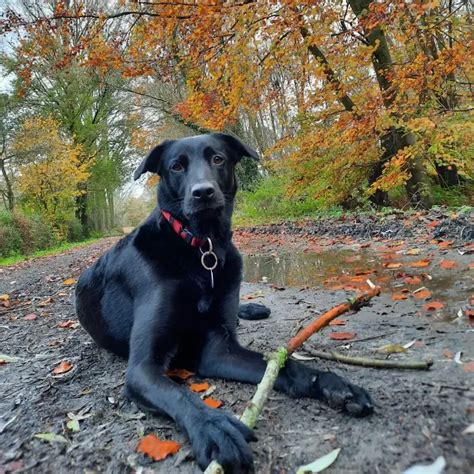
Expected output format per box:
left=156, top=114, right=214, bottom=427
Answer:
left=0, top=0, right=472, bottom=260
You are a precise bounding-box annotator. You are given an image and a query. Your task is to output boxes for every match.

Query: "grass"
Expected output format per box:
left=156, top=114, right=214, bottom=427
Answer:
left=0, top=237, right=103, bottom=266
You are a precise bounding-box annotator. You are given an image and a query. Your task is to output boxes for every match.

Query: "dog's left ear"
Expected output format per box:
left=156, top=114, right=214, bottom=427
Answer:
left=211, top=133, right=259, bottom=162
left=133, top=140, right=173, bottom=180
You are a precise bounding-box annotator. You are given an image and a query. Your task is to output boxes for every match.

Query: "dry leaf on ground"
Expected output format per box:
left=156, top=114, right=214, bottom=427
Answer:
left=136, top=434, right=181, bottom=461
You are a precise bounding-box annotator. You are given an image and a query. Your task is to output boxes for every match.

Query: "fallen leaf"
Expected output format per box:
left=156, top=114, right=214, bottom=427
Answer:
left=203, top=397, right=223, bottom=408
left=34, top=432, right=68, bottom=443
left=384, top=262, right=403, bottom=269
left=464, top=361, right=474, bottom=373
left=242, top=290, right=264, bottom=300
left=329, top=319, right=346, bottom=326
left=0, top=359, right=7, bottom=365
left=468, top=263, right=474, bottom=270
left=413, top=289, right=432, bottom=300
left=23, top=313, right=37, bottom=320
left=166, top=369, right=194, bottom=380
left=189, top=382, right=210, bottom=393
left=66, top=413, right=80, bottom=432
left=409, top=260, right=431, bottom=268
left=403, top=456, right=446, bottom=474
left=57, top=320, right=78, bottom=329
left=63, top=278, right=77, bottom=286
left=291, top=352, right=317, bottom=361
left=376, top=343, right=407, bottom=354
left=437, top=240, right=453, bottom=249
left=392, top=293, right=408, bottom=301
left=422, top=301, right=444, bottom=311
left=406, top=248, right=421, bottom=255
left=136, top=434, right=181, bottom=461
left=38, top=297, right=53, bottom=307
left=329, top=332, right=356, bottom=341
left=296, top=448, right=341, bottom=474
left=403, top=339, right=417, bottom=349
left=53, top=360, right=73, bottom=375
left=270, top=284, right=285, bottom=291
left=439, top=259, right=458, bottom=269
left=462, top=424, right=474, bottom=435
left=404, top=276, right=422, bottom=285
left=442, top=349, right=453, bottom=359
left=0, top=294, right=9, bottom=301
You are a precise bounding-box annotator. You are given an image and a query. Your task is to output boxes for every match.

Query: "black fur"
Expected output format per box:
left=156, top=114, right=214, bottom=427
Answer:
left=76, top=133, right=373, bottom=473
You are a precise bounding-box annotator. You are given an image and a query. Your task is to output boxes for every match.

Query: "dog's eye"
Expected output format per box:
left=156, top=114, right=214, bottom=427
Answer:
left=212, top=155, right=224, bottom=165
left=171, top=162, right=184, bottom=172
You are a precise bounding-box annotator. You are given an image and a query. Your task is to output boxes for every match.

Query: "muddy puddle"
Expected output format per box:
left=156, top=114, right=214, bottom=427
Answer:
left=243, top=248, right=472, bottom=324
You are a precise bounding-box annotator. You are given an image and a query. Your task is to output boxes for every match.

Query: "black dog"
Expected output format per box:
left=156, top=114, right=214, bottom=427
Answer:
left=76, top=133, right=373, bottom=472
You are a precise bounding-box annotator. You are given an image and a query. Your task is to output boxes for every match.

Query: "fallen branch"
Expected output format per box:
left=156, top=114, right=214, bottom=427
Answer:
left=204, top=286, right=381, bottom=474
left=305, top=348, right=433, bottom=370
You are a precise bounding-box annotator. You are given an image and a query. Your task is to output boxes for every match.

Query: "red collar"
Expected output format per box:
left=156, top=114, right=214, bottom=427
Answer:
left=161, top=210, right=207, bottom=248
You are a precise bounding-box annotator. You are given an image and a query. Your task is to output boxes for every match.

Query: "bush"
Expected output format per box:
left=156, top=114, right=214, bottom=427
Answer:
left=0, top=211, right=23, bottom=258
left=234, top=175, right=338, bottom=225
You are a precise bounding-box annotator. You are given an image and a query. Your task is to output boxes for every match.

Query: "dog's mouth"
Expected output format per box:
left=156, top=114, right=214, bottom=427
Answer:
left=185, top=204, right=224, bottom=219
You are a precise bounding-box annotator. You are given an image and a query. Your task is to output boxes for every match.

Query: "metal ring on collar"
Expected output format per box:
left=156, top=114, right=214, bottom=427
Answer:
left=201, top=251, right=218, bottom=271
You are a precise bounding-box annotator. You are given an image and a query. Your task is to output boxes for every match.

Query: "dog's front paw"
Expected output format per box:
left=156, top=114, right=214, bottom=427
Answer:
left=313, top=371, right=374, bottom=417
left=187, top=409, right=256, bottom=473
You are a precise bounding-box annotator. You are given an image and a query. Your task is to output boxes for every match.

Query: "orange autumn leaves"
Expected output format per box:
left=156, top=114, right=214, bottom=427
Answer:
left=136, top=373, right=223, bottom=463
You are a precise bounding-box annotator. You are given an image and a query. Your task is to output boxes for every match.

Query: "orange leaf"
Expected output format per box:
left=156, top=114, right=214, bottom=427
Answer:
left=413, top=289, right=432, bottom=300
left=468, top=263, right=474, bottom=270
left=384, top=262, right=402, bottom=269
left=329, top=332, right=356, bottom=340
left=24, top=313, right=37, bottom=320
left=203, top=397, right=223, bottom=408
left=136, top=434, right=181, bottom=461
left=329, top=319, right=346, bottom=326
left=166, top=369, right=194, bottom=380
left=404, top=276, right=422, bottom=285
left=63, top=278, right=76, bottom=286
left=53, top=360, right=72, bottom=375
left=437, top=241, right=453, bottom=249
left=464, top=361, right=474, bottom=373
left=422, top=301, right=444, bottom=311
left=391, top=293, right=408, bottom=301
left=442, top=349, right=453, bottom=359
left=189, top=382, right=210, bottom=393
left=439, top=259, right=458, bottom=269
left=409, top=260, right=431, bottom=268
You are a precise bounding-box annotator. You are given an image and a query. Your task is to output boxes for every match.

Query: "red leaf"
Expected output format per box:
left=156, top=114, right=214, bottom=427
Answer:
left=53, top=360, right=72, bottom=375
left=404, top=276, right=422, bottom=285
left=391, top=293, right=408, bottom=301
left=203, top=397, right=223, bottom=408
left=329, top=319, right=346, bottom=326
left=189, top=382, right=210, bottom=393
left=329, top=332, right=356, bottom=340
left=413, top=289, right=432, bottom=300
left=464, top=361, right=474, bottom=373
left=439, top=259, right=458, bottom=269
left=422, top=301, right=444, bottom=311
left=57, top=320, right=78, bottom=329
left=136, top=434, right=181, bottom=461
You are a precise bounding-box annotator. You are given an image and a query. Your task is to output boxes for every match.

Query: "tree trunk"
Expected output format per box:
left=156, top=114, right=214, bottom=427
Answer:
left=0, top=158, right=14, bottom=211
left=76, top=191, right=89, bottom=236
left=348, top=0, right=432, bottom=208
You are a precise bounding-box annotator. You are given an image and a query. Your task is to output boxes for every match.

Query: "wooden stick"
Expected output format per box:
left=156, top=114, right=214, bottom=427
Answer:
left=286, top=286, right=381, bottom=354
left=204, top=286, right=382, bottom=474
left=305, top=348, right=433, bottom=370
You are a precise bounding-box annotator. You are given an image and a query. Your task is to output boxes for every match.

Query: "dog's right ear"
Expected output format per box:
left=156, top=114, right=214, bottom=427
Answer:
left=133, top=140, right=172, bottom=180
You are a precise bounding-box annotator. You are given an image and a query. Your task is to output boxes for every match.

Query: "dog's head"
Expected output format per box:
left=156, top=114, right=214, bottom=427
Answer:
left=134, top=133, right=259, bottom=221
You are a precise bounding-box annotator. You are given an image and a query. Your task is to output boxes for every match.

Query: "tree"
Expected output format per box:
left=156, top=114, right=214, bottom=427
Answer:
left=14, top=115, right=89, bottom=239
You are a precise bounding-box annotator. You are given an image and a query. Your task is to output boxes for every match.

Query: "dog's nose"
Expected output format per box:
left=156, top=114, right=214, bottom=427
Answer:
left=191, top=182, right=215, bottom=200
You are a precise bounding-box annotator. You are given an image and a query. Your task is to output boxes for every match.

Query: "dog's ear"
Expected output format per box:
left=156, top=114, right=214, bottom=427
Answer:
left=211, top=133, right=259, bottom=162
left=133, top=140, right=173, bottom=180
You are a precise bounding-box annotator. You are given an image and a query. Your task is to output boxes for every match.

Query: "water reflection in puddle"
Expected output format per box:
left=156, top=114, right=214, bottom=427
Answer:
left=243, top=250, right=472, bottom=323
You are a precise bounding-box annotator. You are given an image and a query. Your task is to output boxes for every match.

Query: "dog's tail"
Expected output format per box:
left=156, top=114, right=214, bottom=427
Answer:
left=238, top=303, right=271, bottom=320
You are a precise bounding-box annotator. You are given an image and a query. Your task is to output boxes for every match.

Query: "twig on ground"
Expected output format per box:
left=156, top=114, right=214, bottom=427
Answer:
left=204, top=286, right=382, bottom=474
left=305, top=348, right=433, bottom=370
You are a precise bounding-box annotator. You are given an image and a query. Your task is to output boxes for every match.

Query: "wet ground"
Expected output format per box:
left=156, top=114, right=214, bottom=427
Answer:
left=1, top=210, right=473, bottom=474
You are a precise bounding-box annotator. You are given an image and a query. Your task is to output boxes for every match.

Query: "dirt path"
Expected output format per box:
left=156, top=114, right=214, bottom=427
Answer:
left=1, top=212, right=473, bottom=474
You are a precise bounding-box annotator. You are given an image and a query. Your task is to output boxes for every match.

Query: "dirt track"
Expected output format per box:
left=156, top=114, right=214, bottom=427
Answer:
left=1, top=212, right=473, bottom=474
